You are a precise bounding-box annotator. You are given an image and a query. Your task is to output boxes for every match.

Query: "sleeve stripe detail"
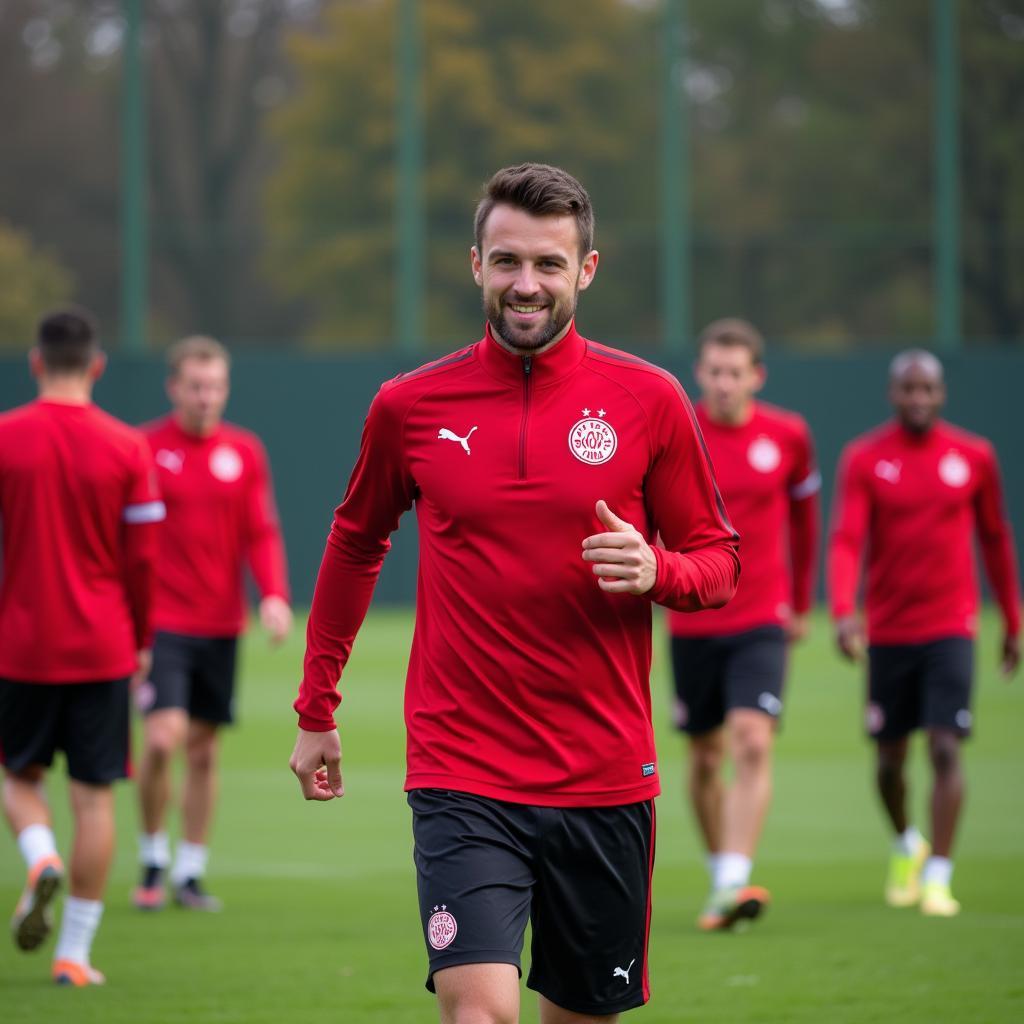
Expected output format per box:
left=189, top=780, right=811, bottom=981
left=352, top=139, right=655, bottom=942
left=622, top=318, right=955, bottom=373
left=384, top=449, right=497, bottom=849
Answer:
left=790, top=469, right=822, bottom=500
left=123, top=500, right=167, bottom=524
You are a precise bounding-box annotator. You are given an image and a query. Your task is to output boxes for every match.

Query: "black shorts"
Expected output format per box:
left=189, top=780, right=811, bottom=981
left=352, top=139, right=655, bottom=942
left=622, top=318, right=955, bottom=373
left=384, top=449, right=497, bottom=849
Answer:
left=136, top=631, right=238, bottom=725
left=867, top=638, right=974, bottom=740
left=670, top=625, right=787, bottom=735
left=0, top=677, right=131, bottom=784
left=408, top=788, right=655, bottom=1016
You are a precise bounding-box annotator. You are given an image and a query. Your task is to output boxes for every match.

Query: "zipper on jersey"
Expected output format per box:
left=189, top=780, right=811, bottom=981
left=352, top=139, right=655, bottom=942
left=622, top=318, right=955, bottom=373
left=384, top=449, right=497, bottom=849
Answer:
left=518, top=356, right=532, bottom=479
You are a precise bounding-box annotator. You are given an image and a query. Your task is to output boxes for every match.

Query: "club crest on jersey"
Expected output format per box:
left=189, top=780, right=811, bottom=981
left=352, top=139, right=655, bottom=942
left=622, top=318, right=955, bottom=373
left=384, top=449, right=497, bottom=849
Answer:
left=747, top=436, right=781, bottom=473
left=427, top=905, right=457, bottom=950
left=938, top=451, right=970, bottom=488
left=569, top=408, right=617, bottom=465
left=209, top=445, right=243, bottom=482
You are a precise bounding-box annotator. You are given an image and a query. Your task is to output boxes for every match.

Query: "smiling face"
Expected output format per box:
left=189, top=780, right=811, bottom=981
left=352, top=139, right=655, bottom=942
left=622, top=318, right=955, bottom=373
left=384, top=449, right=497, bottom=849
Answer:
left=471, top=204, right=598, bottom=355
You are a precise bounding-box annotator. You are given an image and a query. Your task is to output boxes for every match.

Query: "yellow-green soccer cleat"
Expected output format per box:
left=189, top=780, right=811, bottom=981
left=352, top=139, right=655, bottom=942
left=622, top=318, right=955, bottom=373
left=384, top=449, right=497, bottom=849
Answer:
left=920, top=881, right=961, bottom=917
left=885, top=837, right=930, bottom=907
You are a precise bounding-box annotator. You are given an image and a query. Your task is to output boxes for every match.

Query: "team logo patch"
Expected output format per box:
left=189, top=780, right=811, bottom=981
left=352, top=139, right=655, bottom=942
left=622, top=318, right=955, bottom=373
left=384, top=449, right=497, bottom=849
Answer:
left=747, top=436, right=781, bottom=473
left=209, top=445, right=243, bottom=482
left=427, top=905, right=457, bottom=950
left=938, top=451, right=970, bottom=488
left=955, top=709, right=972, bottom=731
left=758, top=692, right=783, bottom=717
left=866, top=702, right=885, bottom=735
left=641, top=762, right=656, bottom=778
left=569, top=409, right=617, bottom=465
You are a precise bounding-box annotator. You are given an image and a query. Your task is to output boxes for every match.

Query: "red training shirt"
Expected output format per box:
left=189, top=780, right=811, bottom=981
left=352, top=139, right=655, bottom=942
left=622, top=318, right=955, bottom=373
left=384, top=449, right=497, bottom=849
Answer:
left=0, top=399, right=164, bottom=683
left=295, top=323, right=740, bottom=807
left=829, top=419, right=1021, bottom=644
left=670, top=400, right=819, bottom=636
left=144, top=416, right=289, bottom=637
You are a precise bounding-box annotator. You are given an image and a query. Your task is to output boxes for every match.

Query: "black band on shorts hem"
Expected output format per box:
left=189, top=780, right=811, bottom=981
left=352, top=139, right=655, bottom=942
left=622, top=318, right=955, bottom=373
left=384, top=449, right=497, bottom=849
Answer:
left=425, top=952, right=522, bottom=993
left=527, top=979, right=649, bottom=1016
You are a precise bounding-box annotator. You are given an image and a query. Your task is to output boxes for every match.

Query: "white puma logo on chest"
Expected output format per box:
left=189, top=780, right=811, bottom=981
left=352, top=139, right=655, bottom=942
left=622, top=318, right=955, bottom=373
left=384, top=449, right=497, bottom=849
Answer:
left=438, top=426, right=477, bottom=455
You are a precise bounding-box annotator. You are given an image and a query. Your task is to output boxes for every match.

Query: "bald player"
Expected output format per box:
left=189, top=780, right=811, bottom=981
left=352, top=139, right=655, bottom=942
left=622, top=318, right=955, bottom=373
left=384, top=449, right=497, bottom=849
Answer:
left=829, top=350, right=1020, bottom=916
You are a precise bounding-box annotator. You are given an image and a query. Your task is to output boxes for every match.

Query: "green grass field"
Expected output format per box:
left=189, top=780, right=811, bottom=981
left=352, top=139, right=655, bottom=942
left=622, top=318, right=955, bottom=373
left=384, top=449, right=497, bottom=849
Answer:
left=2, top=608, right=1022, bottom=1022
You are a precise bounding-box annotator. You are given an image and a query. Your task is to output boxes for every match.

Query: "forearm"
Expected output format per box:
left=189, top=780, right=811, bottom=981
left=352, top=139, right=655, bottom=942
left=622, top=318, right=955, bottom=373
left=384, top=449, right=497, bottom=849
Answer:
left=293, top=527, right=388, bottom=730
left=789, top=495, right=820, bottom=614
left=648, top=541, right=740, bottom=612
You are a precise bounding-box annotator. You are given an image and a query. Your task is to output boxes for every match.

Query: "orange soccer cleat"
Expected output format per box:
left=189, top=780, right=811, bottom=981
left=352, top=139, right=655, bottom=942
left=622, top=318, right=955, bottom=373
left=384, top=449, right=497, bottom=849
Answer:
left=52, top=958, right=106, bottom=986
left=11, top=854, right=64, bottom=952
left=698, top=884, right=771, bottom=931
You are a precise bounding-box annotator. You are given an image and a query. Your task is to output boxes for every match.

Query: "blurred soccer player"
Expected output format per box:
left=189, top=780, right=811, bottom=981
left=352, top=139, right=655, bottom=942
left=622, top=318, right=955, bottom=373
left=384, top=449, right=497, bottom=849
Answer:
left=0, top=308, right=163, bottom=985
left=134, top=336, right=291, bottom=912
left=669, top=318, right=820, bottom=931
left=290, top=163, right=740, bottom=1023
left=829, top=350, right=1020, bottom=917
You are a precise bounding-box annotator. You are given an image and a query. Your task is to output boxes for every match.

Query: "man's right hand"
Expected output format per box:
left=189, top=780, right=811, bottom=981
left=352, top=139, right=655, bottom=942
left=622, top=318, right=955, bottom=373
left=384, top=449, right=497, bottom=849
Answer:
left=289, top=727, right=344, bottom=801
left=835, top=615, right=866, bottom=662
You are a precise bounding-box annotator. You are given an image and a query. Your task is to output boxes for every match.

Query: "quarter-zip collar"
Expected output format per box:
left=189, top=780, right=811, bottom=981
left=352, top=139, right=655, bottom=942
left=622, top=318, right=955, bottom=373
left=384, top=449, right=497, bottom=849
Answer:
left=477, top=320, right=588, bottom=388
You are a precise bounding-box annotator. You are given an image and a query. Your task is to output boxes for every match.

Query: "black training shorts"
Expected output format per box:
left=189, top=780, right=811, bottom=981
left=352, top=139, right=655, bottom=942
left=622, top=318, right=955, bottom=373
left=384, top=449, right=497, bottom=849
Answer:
left=670, top=625, right=787, bottom=734
left=0, top=677, right=131, bottom=784
left=136, top=631, right=238, bottom=725
left=408, top=788, right=655, bottom=1016
left=867, top=637, right=974, bottom=740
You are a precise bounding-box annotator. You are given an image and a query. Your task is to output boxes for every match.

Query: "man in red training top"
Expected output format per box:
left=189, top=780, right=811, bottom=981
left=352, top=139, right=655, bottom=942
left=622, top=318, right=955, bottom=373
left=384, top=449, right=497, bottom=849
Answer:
left=134, top=336, right=291, bottom=912
left=0, top=307, right=163, bottom=986
left=290, top=163, right=740, bottom=1023
left=669, top=318, right=819, bottom=932
left=829, top=349, right=1020, bottom=917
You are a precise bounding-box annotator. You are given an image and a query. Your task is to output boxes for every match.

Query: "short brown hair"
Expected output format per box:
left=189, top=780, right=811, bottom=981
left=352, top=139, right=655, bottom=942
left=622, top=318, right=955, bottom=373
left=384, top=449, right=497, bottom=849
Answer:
left=474, top=163, right=595, bottom=259
left=166, top=335, right=231, bottom=377
left=36, top=306, right=99, bottom=373
left=697, top=318, right=765, bottom=365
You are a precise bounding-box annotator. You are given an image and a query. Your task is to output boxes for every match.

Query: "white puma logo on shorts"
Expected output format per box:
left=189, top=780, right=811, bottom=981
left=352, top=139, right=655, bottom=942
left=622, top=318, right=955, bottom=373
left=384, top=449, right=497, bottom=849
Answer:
left=612, top=958, right=636, bottom=984
left=438, top=426, right=478, bottom=455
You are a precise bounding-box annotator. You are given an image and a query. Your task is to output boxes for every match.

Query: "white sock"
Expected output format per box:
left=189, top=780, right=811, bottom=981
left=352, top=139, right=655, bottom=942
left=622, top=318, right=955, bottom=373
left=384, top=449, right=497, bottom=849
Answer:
left=706, top=852, right=720, bottom=882
left=171, top=840, right=209, bottom=885
left=714, top=852, right=752, bottom=890
left=54, top=897, right=103, bottom=966
left=17, top=824, right=59, bottom=869
left=894, top=826, right=923, bottom=856
left=922, top=856, right=953, bottom=887
left=139, top=831, right=171, bottom=869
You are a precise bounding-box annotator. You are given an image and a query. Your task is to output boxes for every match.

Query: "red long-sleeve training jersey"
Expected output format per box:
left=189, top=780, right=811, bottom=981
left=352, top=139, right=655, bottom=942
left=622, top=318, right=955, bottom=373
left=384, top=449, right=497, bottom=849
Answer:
left=670, top=401, right=819, bottom=636
left=0, top=399, right=163, bottom=682
left=295, top=324, right=740, bottom=807
left=144, top=417, right=289, bottom=637
left=829, top=419, right=1020, bottom=644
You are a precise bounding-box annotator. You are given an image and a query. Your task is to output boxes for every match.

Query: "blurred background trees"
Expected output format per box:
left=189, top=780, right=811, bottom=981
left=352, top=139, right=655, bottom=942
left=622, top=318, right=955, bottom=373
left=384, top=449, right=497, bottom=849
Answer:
left=0, top=0, right=1020, bottom=351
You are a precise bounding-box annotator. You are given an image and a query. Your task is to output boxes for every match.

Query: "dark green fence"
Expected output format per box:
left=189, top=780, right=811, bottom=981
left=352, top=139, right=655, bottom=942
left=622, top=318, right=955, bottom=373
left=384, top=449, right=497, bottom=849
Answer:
left=3, top=349, right=1020, bottom=605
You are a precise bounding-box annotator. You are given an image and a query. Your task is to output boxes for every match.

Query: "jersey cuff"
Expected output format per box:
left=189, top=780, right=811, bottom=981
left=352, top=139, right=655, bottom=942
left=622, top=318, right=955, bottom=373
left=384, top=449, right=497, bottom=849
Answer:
left=297, top=713, right=337, bottom=732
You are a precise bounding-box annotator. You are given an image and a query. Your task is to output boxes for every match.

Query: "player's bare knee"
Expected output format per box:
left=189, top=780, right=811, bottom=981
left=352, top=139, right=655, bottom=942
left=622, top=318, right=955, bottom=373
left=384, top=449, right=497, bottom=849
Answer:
left=927, top=731, right=961, bottom=776
left=689, top=734, right=724, bottom=781
left=186, top=732, right=218, bottom=773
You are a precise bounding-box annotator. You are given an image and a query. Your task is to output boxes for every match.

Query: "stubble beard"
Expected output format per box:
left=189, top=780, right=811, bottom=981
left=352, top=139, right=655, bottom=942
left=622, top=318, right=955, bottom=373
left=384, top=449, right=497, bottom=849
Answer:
left=485, top=288, right=579, bottom=354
